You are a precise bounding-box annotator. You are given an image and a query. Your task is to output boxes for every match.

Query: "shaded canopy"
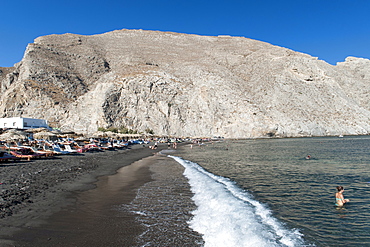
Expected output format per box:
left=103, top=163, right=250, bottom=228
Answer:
left=74, top=136, right=89, bottom=141
left=33, top=131, right=58, bottom=141
left=87, top=132, right=144, bottom=139
left=117, top=133, right=143, bottom=138
left=25, top=127, right=50, bottom=133
left=90, top=131, right=109, bottom=138
left=0, top=129, right=29, bottom=141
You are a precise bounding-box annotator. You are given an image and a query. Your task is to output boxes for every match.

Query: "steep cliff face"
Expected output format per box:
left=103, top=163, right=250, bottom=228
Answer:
left=1, top=29, right=370, bottom=138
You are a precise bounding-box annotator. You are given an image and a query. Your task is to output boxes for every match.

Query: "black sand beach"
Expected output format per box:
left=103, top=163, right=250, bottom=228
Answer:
left=0, top=144, right=202, bottom=246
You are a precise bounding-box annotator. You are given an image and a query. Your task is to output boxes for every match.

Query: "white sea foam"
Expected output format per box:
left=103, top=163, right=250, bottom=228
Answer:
left=169, top=155, right=306, bottom=247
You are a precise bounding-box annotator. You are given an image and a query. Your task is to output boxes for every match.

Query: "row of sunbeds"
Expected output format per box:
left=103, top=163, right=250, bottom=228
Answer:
left=0, top=140, right=131, bottom=162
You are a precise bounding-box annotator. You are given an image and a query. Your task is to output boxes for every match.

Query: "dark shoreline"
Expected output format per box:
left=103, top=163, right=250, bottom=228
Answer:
left=0, top=144, right=169, bottom=246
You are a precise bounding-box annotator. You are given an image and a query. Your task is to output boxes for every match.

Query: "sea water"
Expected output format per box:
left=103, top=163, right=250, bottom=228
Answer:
left=170, top=136, right=370, bottom=246
left=169, top=155, right=305, bottom=247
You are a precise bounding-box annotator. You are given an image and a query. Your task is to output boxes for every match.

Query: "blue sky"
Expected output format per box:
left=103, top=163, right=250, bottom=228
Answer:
left=1, top=0, right=369, bottom=67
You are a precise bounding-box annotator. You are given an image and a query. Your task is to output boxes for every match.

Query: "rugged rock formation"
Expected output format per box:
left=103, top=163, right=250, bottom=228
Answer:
left=1, top=29, right=370, bottom=138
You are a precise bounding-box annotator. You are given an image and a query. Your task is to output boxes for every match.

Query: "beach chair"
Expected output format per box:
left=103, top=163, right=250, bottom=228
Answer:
left=64, top=144, right=78, bottom=153
left=73, top=143, right=88, bottom=153
left=98, top=143, right=114, bottom=150
left=83, top=143, right=102, bottom=152
left=3, top=143, right=22, bottom=151
left=0, top=151, right=20, bottom=162
left=30, top=146, right=54, bottom=157
left=42, top=144, right=57, bottom=154
left=18, top=146, right=53, bottom=157
left=10, top=150, right=39, bottom=161
left=52, top=144, right=70, bottom=155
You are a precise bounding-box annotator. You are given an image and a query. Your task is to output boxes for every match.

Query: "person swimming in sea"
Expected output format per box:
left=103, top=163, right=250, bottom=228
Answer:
left=335, top=186, right=350, bottom=206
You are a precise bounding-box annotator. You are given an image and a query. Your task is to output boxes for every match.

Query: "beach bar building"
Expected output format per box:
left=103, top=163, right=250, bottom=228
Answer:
left=0, top=117, right=50, bottom=130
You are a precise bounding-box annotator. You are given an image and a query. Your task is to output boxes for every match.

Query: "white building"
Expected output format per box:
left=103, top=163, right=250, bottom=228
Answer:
left=0, top=117, right=50, bottom=130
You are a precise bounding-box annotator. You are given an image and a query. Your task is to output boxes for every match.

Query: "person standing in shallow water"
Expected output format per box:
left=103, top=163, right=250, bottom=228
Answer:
left=335, top=186, right=350, bottom=206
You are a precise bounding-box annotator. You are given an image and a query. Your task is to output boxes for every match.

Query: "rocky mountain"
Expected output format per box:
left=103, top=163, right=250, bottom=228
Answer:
left=1, top=29, right=369, bottom=138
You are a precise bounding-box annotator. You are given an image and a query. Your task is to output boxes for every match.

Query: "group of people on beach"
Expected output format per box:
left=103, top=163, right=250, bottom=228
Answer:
left=148, top=141, right=178, bottom=150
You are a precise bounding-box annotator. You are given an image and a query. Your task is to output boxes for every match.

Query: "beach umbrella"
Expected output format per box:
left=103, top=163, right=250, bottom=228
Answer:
left=118, top=133, right=143, bottom=138
left=74, top=136, right=89, bottom=142
left=0, top=129, right=29, bottom=141
left=59, top=131, right=76, bottom=135
left=90, top=131, right=108, bottom=138
left=33, top=131, right=58, bottom=141
left=25, top=127, right=49, bottom=133
left=104, top=131, right=118, bottom=138
left=57, top=131, right=80, bottom=139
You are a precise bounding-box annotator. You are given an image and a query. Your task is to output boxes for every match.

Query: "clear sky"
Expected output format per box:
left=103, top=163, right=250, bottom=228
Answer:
left=1, top=0, right=369, bottom=67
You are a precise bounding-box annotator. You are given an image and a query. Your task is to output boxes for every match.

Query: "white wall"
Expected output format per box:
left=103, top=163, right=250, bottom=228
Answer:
left=0, top=117, right=49, bottom=129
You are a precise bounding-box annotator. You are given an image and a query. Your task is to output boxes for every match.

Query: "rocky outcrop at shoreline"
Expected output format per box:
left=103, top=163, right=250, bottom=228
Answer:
left=1, top=29, right=370, bottom=138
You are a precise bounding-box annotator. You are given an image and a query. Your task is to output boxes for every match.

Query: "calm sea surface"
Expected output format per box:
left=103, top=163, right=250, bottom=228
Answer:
left=174, top=136, right=370, bottom=246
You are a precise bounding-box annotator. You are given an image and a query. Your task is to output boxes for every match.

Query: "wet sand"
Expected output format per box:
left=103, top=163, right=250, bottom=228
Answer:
left=0, top=145, right=167, bottom=246
left=130, top=153, right=204, bottom=246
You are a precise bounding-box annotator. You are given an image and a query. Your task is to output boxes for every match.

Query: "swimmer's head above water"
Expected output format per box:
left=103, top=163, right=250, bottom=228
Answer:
left=336, top=186, right=344, bottom=192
